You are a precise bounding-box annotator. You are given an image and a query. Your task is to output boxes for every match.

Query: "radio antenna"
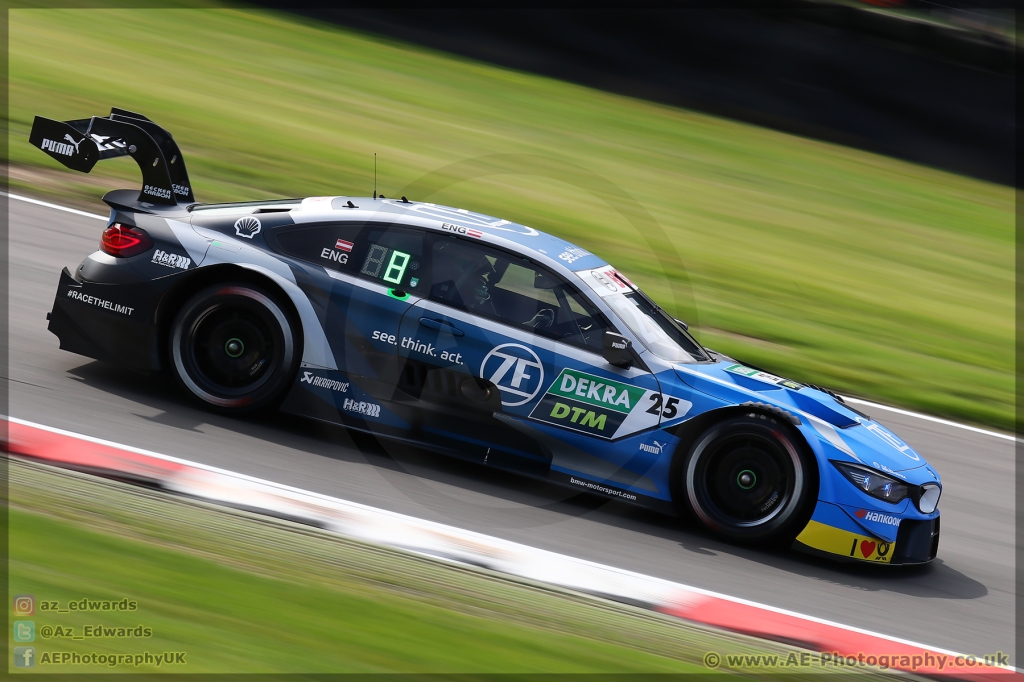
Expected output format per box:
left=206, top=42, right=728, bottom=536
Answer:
left=373, top=153, right=377, bottom=199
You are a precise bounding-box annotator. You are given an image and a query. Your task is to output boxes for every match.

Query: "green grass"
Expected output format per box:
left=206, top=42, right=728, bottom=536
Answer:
left=8, top=7, right=1014, bottom=429
left=7, top=458, right=897, bottom=676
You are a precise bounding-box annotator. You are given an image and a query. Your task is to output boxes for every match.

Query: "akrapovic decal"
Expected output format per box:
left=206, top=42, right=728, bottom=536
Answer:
left=528, top=368, right=690, bottom=440
left=300, top=371, right=349, bottom=393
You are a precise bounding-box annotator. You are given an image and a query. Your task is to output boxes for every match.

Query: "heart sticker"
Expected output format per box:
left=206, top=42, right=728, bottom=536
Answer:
left=860, top=540, right=877, bottom=558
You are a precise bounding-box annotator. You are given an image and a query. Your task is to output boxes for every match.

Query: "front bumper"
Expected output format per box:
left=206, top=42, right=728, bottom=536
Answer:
left=793, top=511, right=940, bottom=565
left=892, top=516, right=940, bottom=564
left=48, top=267, right=162, bottom=371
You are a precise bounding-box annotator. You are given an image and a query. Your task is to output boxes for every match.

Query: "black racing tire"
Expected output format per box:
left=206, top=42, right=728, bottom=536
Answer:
left=170, top=282, right=300, bottom=414
left=681, top=413, right=817, bottom=543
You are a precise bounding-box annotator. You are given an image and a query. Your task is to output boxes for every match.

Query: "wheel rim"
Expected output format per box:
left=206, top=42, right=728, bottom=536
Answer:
left=690, top=429, right=798, bottom=529
left=187, top=302, right=277, bottom=392
left=173, top=289, right=291, bottom=407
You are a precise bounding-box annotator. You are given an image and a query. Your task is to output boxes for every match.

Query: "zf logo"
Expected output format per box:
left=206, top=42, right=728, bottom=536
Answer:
left=480, top=344, right=544, bottom=407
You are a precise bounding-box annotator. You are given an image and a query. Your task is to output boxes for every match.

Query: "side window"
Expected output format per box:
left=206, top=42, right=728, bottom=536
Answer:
left=429, top=237, right=610, bottom=351
left=271, top=223, right=363, bottom=272
left=354, top=224, right=428, bottom=295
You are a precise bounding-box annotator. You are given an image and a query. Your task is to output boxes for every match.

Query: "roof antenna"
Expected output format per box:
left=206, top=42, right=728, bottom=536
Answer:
left=373, top=153, right=377, bottom=199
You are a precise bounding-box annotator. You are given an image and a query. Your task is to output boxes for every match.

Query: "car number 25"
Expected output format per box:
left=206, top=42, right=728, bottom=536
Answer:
left=646, top=394, right=681, bottom=418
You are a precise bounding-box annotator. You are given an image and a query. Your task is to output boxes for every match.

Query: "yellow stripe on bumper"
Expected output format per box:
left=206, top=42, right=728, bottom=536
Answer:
left=796, top=520, right=896, bottom=563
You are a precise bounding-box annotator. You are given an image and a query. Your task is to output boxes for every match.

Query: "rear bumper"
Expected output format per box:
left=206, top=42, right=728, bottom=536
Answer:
left=48, top=267, right=162, bottom=371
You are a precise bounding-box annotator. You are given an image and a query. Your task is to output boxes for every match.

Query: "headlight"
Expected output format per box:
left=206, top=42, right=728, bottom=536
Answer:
left=833, top=462, right=909, bottom=504
left=918, top=483, right=941, bottom=513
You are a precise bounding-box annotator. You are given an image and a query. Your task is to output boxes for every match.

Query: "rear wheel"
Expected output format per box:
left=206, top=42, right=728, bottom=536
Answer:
left=170, top=282, right=299, bottom=414
left=682, top=413, right=816, bottom=542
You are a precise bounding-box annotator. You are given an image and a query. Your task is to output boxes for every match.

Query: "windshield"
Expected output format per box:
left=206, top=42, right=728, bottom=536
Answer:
left=576, top=266, right=709, bottom=363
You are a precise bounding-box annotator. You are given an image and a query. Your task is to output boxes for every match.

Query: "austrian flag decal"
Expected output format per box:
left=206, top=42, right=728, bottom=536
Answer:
left=441, top=223, right=483, bottom=238
left=335, top=239, right=354, bottom=252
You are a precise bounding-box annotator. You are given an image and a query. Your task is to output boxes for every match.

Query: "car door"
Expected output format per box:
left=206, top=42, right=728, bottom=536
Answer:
left=397, top=234, right=668, bottom=499
left=268, top=221, right=428, bottom=430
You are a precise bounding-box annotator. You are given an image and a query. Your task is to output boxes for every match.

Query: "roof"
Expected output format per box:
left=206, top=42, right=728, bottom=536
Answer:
left=193, top=195, right=610, bottom=274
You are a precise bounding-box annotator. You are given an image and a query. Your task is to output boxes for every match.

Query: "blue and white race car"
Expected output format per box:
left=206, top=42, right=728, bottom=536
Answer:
left=32, top=109, right=942, bottom=563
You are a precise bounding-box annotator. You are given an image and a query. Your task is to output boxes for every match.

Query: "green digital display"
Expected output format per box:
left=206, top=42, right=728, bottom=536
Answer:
left=360, top=244, right=413, bottom=286
left=383, top=250, right=410, bottom=284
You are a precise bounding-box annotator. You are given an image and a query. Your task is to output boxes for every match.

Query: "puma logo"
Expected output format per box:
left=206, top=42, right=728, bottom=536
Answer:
left=63, top=133, right=82, bottom=153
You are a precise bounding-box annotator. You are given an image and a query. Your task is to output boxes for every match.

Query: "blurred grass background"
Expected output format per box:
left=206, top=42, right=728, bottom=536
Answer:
left=10, top=456, right=898, bottom=676
left=8, top=7, right=1013, bottom=429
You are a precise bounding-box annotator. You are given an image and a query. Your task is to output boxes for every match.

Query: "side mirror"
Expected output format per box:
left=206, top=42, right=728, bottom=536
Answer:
left=674, top=318, right=688, bottom=331
left=603, top=331, right=633, bottom=368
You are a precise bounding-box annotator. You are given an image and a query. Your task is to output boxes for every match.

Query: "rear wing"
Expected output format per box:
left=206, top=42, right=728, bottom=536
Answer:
left=29, top=108, right=194, bottom=206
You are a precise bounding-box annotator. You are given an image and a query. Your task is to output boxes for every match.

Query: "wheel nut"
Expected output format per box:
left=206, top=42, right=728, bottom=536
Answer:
left=225, top=338, right=244, bottom=358
left=737, top=470, right=756, bottom=490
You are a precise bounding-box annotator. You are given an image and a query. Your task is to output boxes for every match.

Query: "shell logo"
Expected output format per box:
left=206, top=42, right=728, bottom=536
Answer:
left=233, top=216, right=262, bottom=239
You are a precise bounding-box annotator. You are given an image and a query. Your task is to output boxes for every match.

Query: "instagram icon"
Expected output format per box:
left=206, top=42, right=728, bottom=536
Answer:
left=13, top=595, right=34, bottom=616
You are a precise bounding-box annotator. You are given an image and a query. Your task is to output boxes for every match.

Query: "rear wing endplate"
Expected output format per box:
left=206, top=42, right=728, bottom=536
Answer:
left=29, top=108, right=194, bottom=206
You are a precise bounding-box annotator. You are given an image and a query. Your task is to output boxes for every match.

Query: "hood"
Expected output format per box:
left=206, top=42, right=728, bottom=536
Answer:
left=673, top=361, right=932, bottom=475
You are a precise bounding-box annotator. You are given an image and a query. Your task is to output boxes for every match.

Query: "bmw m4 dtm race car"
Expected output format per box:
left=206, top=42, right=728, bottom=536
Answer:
left=30, top=109, right=942, bottom=563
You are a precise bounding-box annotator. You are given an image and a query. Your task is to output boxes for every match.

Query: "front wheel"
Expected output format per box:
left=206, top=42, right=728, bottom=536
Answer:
left=681, top=413, right=816, bottom=542
left=170, top=282, right=300, bottom=414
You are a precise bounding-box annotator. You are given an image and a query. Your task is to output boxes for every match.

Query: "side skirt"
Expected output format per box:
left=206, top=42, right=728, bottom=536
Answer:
left=280, top=382, right=678, bottom=516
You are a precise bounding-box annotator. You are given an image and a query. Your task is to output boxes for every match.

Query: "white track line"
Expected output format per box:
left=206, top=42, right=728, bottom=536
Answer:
left=6, top=191, right=106, bottom=221
left=843, top=397, right=1016, bottom=443
left=9, top=414, right=1000, bottom=669
left=6, top=191, right=1016, bottom=443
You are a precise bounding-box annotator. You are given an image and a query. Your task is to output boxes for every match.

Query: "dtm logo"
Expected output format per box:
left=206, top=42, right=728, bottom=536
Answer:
left=480, top=343, right=544, bottom=407
left=234, top=216, right=262, bottom=239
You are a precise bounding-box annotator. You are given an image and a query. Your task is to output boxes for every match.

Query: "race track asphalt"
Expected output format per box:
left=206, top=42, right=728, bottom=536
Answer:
left=7, top=198, right=1015, bottom=661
